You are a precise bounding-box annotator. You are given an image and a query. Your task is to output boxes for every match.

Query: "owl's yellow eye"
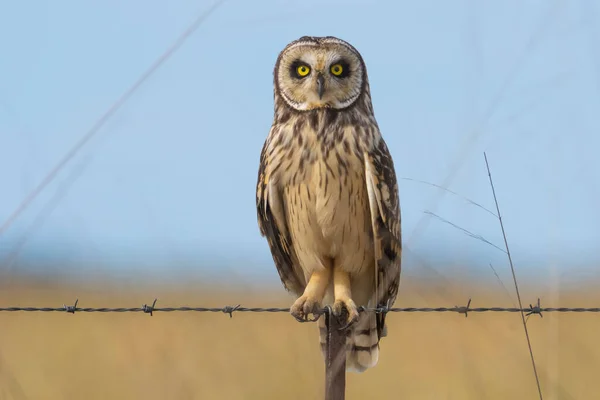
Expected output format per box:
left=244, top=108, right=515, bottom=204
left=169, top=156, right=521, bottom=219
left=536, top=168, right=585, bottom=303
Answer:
left=296, top=65, right=310, bottom=77
left=330, top=63, right=343, bottom=76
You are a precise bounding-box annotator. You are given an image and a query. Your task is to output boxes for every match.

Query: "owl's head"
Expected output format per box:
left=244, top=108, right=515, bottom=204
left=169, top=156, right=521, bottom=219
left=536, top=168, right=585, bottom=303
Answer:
left=273, top=36, right=368, bottom=112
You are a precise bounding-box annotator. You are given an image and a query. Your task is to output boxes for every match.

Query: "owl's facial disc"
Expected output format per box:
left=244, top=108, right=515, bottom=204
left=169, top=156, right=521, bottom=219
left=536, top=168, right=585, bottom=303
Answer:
left=276, top=37, right=365, bottom=111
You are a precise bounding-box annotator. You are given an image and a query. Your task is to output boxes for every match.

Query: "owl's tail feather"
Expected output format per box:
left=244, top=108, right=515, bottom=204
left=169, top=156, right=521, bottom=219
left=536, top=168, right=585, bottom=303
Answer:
left=346, top=311, right=380, bottom=372
left=317, top=311, right=380, bottom=373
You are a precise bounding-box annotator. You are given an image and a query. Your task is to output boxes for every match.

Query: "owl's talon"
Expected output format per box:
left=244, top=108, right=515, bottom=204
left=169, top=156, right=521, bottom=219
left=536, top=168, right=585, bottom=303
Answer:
left=338, top=320, right=355, bottom=331
left=292, top=313, right=305, bottom=323
left=306, top=314, right=321, bottom=322
left=290, top=295, right=321, bottom=323
left=332, top=298, right=359, bottom=328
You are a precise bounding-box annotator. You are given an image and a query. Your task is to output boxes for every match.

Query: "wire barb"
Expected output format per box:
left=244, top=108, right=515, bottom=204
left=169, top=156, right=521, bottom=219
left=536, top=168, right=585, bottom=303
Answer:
left=142, top=299, right=158, bottom=316
left=526, top=298, right=543, bottom=318
left=454, top=298, right=472, bottom=318
left=63, top=299, right=78, bottom=314
left=222, top=304, right=240, bottom=318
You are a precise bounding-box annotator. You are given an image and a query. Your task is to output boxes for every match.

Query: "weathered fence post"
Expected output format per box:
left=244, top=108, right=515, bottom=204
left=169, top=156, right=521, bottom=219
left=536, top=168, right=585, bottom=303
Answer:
left=324, top=306, right=348, bottom=400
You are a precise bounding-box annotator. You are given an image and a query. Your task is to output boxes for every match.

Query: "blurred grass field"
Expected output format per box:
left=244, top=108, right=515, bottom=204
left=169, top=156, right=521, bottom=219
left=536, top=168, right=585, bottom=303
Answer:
left=1, top=276, right=598, bottom=399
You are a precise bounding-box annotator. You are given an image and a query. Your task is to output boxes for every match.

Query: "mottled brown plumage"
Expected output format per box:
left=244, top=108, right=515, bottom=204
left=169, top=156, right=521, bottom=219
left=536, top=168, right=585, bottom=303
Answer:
left=256, top=36, right=401, bottom=372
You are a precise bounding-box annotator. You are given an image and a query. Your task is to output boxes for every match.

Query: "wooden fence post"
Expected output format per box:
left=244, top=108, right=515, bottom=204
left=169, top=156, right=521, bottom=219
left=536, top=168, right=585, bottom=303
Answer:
left=324, top=306, right=348, bottom=400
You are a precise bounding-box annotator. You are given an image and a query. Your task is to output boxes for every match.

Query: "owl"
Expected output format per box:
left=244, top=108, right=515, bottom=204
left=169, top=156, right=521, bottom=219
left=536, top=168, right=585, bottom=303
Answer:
left=256, top=36, right=401, bottom=372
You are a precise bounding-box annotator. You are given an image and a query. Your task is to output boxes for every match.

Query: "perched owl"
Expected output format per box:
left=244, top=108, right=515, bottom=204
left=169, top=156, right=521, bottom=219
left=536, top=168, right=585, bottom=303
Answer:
left=256, top=36, right=401, bottom=373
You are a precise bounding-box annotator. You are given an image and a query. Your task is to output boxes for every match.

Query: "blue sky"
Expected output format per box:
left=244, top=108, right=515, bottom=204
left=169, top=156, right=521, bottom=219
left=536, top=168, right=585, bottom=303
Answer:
left=1, top=1, right=599, bottom=286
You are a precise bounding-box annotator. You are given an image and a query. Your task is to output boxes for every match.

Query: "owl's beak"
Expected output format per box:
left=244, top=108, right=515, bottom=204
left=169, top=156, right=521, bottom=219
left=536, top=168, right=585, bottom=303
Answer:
left=316, top=73, right=325, bottom=99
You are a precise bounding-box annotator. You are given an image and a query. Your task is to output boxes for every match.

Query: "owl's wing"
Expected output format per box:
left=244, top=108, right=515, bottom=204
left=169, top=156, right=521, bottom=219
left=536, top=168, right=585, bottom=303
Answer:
left=256, top=139, right=305, bottom=296
left=364, top=137, right=402, bottom=340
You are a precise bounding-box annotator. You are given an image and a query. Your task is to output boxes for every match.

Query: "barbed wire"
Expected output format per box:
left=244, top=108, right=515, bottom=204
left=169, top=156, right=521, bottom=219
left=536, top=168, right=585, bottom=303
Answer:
left=1, top=298, right=599, bottom=318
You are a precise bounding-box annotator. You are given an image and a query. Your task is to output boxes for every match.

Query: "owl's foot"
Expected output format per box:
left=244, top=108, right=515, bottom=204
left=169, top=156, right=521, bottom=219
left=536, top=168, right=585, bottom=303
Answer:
left=332, top=296, right=359, bottom=329
left=290, top=295, right=322, bottom=322
left=290, top=268, right=331, bottom=322
left=332, top=265, right=359, bottom=329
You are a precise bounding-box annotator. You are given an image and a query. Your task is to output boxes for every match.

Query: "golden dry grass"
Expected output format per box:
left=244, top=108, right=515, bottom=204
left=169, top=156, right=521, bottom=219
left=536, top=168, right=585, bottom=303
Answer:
left=1, top=277, right=599, bottom=399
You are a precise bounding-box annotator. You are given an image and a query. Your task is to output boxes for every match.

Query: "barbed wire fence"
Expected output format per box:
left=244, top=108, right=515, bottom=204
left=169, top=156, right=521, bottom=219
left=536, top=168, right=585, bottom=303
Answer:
left=2, top=300, right=600, bottom=316
left=2, top=299, right=600, bottom=400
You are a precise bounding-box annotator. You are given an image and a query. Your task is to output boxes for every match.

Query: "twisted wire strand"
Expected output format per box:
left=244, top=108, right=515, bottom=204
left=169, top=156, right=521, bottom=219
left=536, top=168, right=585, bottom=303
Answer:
left=1, top=300, right=598, bottom=316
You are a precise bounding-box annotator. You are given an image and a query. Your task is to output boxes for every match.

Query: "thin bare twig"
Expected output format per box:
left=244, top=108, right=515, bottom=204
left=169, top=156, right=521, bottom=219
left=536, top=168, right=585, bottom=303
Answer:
left=401, top=177, right=497, bottom=217
left=1, top=156, right=93, bottom=274
left=424, top=210, right=506, bottom=253
left=488, top=263, right=518, bottom=308
left=484, top=152, right=544, bottom=400
left=407, top=1, right=561, bottom=248
left=0, top=0, right=226, bottom=238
